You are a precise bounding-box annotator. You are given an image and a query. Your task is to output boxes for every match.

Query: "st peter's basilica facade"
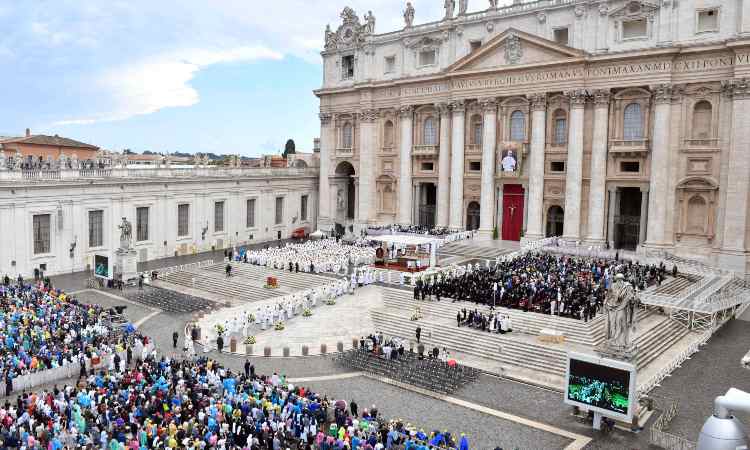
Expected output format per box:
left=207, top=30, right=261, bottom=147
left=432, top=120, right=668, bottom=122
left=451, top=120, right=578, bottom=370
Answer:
left=315, top=0, right=750, bottom=272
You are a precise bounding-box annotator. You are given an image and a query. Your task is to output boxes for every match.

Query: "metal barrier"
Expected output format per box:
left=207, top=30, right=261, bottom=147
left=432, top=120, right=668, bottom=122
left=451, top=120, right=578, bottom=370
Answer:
left=11, top=353, right=109, bottom=393
left=146, top=259, right=214, bottom=278
left=649, top=398, right=697, bottom=450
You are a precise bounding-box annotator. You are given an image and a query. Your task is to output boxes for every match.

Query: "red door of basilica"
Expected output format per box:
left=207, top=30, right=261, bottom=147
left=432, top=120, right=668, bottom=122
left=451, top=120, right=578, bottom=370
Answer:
left=501, top=184, right=525, bottom=241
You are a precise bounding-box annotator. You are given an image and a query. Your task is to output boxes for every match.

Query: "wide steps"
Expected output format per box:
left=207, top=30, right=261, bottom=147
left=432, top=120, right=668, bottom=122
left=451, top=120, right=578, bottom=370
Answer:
left=371, top=309, right=568, bottom=377
left=653, top=275, right=700, bottom=297
left=381, top=287, right=606, bottom=347
left=162, top=271, right=278, bottom=302
left=201, top=263, right=333, bottom=291
left=438, top=243, right=512, bottom=259
left=635, top=318, right=691, bottom=369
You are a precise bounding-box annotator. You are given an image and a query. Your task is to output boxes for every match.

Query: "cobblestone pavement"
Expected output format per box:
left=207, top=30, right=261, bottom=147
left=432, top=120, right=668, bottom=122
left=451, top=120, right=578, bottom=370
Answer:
left=649, top=317, right=750, bottom=442
left=302, top=376, right=573, bottom=450
left=53, top=264, right=739, bottom=450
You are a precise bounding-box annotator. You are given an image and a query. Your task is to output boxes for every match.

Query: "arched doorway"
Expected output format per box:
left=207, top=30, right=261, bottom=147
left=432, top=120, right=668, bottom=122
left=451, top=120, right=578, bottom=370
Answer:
left=466, top=202, right=480, bottom=231
left=334, top=161, right=356, bottom=220
left=546, top=205, right=564, bottom=237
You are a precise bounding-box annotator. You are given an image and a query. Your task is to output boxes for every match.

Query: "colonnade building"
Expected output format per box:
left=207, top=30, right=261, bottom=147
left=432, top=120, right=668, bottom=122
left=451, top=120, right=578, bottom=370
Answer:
left=315, top=0, right=750, bottom=272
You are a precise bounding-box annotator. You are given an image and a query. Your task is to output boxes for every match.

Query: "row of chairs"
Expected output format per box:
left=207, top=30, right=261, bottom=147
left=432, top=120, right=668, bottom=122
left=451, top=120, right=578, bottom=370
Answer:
left=334, top=349, right=478, bottom=394
left=123, top=285, right=219, bottom=314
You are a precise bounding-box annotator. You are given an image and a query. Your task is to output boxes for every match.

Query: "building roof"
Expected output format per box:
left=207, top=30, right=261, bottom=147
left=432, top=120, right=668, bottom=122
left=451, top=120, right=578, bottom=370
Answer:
left=0, top=134, right=99, bottom=150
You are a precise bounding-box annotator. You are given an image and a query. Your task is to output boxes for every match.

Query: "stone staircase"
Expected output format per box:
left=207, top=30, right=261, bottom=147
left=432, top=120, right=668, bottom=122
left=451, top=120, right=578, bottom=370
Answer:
left=438, top=242, right=514, bottom=260
left=372, top=288, right=693, bottom=384
left=370, top=308, right=570, bottom=378
left=161, top=270, right=278, bottom=303
left=380, top=287, right=606, bottom=347
left=652, top=274, right=701, bottom=297
left=200, top=263, right=334, bottom=292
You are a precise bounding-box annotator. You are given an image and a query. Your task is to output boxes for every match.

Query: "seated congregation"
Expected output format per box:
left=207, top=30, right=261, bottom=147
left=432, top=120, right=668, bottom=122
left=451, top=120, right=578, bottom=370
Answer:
left=413, top=252, right=673, bottom=321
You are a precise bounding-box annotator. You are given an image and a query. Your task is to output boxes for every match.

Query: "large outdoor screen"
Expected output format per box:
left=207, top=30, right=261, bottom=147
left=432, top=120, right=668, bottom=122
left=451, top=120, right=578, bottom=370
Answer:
left=94, top=255, right=109, bottom=278
left=565, top=353, right=636, bottom=420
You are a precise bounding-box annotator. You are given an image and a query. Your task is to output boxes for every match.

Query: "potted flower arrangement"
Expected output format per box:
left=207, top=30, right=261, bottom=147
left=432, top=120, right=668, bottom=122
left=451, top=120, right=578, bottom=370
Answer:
left=302, top=308, right=312, bottom=317
left=214, top=324, right=226, bottom=337
left=244, top=335, right=256, bottom=345
left=274, top=321, right=285, bottom=331
left=325, top=298, right=336, bottom=306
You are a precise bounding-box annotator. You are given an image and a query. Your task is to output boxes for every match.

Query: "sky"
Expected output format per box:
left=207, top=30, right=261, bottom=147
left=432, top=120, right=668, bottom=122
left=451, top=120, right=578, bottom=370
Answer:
left=0, top=1, right=486, bottom=156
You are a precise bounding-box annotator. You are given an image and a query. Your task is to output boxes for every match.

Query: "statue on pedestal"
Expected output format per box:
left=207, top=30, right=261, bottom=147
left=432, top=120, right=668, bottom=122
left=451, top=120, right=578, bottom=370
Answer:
left=404, top=2, right=415, bottom=28
left=364, top=11, right=375, bottom=34
left=0, top=149, right=6, bottom=169
left=118, top=217, right=133, bottom=251
left=458, top=0, right=469, bottom=16
left=489, top=0, right=498, bottom=9
left=600, top=273, right=638, bottom=360
left=444, top=0, right=455, bottom=20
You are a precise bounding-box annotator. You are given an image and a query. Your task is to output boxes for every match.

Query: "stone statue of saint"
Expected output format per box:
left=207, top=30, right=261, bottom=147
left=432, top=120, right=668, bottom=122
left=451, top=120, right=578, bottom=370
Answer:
left=603, top=273, right=638, bottom=356
left=364, top=11, right=375, bottom=34
left=458, top=0, right=468, bottom=15
left=489, top=0, right=498, bottom=9
left=70, top=153, right=79, bottom=169
left=118, top=217, right=133, bottom=250
left=13, top=151, right=22, bottom=170
left=336, top=189, right=345, bottom=210
left=0, top=149, right=6, bottom=169
left=403, top=2, right=415, bottom=28
left=444, top=0, right=455, bottom=19
left=324, top=24, right=336, bottom=50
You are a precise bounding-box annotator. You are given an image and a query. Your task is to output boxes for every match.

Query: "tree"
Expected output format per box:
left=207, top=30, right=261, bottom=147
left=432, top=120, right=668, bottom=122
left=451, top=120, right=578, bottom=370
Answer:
left=282, top=139, right=296, bottom=158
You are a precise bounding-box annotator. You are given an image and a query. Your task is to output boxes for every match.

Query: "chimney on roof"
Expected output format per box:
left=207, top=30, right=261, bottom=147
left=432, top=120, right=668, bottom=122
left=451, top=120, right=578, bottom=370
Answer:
left=25, top=128, right=30, bottom=137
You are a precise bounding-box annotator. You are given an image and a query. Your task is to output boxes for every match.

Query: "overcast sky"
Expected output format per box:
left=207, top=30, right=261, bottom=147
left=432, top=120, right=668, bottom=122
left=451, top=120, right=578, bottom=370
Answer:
left=0, top=1, right=505, bottom=156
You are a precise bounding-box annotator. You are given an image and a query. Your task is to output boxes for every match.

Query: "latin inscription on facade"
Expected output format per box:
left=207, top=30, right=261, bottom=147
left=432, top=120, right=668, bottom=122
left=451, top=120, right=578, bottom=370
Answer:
left=374, top=53, right=750, bottom=99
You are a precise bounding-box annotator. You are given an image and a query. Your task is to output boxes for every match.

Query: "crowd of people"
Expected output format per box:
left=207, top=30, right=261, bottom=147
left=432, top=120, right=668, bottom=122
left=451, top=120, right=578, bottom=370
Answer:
left=243, top=239, right=376, bottom=275
left=412, top=252, right=673, bottom=321
left=0, top=277, right=126, bottom=388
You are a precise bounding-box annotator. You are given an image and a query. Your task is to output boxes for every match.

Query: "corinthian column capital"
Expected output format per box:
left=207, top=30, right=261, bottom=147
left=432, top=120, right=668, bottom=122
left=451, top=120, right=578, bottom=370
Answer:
left=721, top=78, right=750, bottom=99
left=449, top=100, right=466, bottom=113
left=359, top=109, right=378, bottom=122
left=592, top=89, right=611, bottom=107
left=566, top=89, right=588, bottom=108
left=437, top=102, right=452, bottom=116
left=527, top=93, right=547, bottom=111
left=399, top=105, right=414, bottom=118
left=479, top=98, right=499, bottom=113
left=651, top=83, right=674, bottom=104
left=319, top=113, right=333, bottom=125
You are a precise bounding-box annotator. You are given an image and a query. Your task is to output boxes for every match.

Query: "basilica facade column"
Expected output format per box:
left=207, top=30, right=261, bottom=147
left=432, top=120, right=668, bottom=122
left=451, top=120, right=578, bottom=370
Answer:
left=639, top=188, right=649, bottom=245
left=585, top=90, right=610, bottom=246
left=644, top=84, right=673, bottom=248
left=398, top=106, right=414, bottom=225
left=357, top=109, right=377, bottom=223
left=524, top=93, right=547, bottom=240
left=562, top=90, right=586, bottom=242
left=449, top=101, right=466, bottom=229
left=436, top=103, right=452, bottom=228
left=317, top=113, right=333, bottom=230
left=718, top=79, right=750, bottom=271
left=479, top=98, right=498, bottom=235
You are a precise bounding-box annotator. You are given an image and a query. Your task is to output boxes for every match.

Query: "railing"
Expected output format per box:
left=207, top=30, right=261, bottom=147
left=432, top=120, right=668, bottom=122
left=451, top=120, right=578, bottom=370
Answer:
left=465, top=144, right=482, bottom=153
left=148, top=259, right=215, bottom=278
left=649, top=398, right=697, bottom=450
left=683, top=138, right=719, bottom=147
left=637, top=330, right=710, bottom=397
left=0, top=166, right=319, bottom=182
left=413, top=145, right=438, bottom=155
left=609, top=139, right=650, bottom=152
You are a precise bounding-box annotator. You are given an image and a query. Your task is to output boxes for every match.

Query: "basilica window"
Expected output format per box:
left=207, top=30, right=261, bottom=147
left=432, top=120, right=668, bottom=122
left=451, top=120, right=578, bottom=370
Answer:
left=383, top=120, right=394, bottom=148
left=691, top=101, right=712, bottom=139
left=33, top=214, right=51, bottom=255
left=553, top=27, right=569, bottom=46
left=423, top=117, right=437, bottom=146
left=622, top=19, right=648, bottom=39
left=341, top=55, right=354, bottom=80
left=275, top=197, right=284, bottom=225
left=177, top=204, right=190, bottom=237
left=552, top=109, right=567, bottom=145
left=384, top=56, right=396, bottom=74
left=622, top=103, right=644, bottom=140
left=342, top=122, right=353, bottom=149
left=301, top=195, right=308, bottom=221
left=88, top=210, right=103, bottom=248
left=418, top=49, right=436, bottom=67
left=470, top=114, right=483, bottom=146
left=510, top=111, right=525, bottom=141
left=697, top=9, right=718, bottom=34
left=136, top=207, right=149, bottom=242
left=214, top=201, right=224, bottom=233
left=246, top=199, right=256, bottom=228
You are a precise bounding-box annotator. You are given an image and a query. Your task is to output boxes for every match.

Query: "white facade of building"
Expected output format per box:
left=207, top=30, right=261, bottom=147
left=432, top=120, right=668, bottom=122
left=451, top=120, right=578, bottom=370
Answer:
left=0, top=167, right=318, bottom=277
left=316, top=0, right=750, bottom=273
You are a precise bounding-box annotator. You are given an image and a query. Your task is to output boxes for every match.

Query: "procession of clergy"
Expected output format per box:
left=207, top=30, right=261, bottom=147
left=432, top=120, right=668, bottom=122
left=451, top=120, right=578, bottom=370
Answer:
left=243, top=238, right=376, bottom=275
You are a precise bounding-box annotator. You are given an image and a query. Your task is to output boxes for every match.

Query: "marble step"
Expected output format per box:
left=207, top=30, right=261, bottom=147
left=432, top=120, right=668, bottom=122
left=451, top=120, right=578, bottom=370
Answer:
left=370, top=309, right=568, bottom=377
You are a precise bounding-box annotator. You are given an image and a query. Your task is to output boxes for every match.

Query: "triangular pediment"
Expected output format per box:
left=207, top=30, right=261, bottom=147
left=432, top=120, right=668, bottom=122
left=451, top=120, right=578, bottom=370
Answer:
left=447, top=28, right=586, bottom=73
